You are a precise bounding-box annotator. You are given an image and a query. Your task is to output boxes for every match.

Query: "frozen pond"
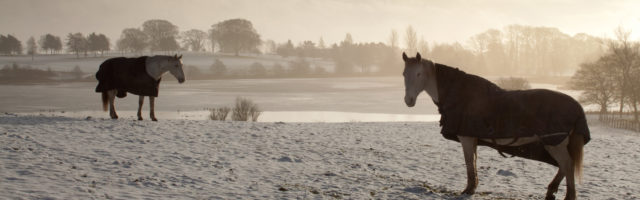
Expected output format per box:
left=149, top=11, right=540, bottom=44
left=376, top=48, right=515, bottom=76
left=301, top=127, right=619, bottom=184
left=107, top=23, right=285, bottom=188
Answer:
left=0, top=77, right=582, bottom=122
left=25, top=110, right=441, bottom=122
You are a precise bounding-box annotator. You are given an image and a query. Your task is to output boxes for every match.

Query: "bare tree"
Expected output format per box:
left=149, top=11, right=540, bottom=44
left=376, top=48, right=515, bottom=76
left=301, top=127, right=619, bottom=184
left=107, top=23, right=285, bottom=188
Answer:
left=181, top=29, right=208, bottom=52
left=388, top=29, right=399, bottom=50
left=418, top=36, right=429, bottom=55
left=608, top=26, right=637, bottom=116
left=26, top=36, right=37, bottom=60
left=66, top=33, right=87, bottom=58
left=570, top=57, right=617, bottom=117
left=404, top=25, right=417, bottom=55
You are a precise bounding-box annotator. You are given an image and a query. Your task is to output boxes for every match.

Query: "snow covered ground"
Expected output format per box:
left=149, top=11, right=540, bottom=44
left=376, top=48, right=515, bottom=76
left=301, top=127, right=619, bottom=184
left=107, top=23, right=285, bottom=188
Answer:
left=1, top=113, right=638, bottom=199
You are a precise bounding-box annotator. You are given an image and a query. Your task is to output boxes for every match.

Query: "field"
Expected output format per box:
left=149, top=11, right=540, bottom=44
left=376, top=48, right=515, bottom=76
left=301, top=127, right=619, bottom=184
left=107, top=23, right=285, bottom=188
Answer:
left=1, top=113, right=639, bottom=199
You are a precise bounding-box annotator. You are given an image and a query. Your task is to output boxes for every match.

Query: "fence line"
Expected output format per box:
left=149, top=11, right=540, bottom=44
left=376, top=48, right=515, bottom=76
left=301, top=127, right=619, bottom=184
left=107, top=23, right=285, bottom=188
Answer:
left=598, top=113, right=640, bottom=132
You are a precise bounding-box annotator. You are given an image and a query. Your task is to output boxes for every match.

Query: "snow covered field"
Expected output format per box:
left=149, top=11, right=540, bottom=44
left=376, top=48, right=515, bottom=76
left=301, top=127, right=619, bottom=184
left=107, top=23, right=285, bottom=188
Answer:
left=1, top=113, right=638, bottom=199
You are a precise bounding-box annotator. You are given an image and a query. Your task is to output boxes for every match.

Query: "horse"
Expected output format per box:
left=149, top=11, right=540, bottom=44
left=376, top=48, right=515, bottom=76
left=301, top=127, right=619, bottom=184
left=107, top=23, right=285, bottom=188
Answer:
left=95, top=54, right=185, bottom=121
left=401, top=52, right=590, bottom=200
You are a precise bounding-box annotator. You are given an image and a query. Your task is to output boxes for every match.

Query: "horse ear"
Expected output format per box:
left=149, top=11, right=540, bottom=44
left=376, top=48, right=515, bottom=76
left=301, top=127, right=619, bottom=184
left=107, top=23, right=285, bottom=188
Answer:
left=402, top=52, right=408, bottom=62
left=178, top=54, right=182, bottom=59
left=416, top=52, right=421, bottom=60
left=174, top=54, right=178, bottom=59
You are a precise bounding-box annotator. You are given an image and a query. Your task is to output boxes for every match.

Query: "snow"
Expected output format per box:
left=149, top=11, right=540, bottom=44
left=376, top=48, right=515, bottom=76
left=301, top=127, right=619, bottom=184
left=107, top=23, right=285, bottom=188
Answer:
left=1, top=113, right=639, bottom=199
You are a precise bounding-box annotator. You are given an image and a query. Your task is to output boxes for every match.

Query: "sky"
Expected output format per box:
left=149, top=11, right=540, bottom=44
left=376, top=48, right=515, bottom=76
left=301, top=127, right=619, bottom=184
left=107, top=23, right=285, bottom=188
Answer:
left=1, top=0, right=639, bottom=47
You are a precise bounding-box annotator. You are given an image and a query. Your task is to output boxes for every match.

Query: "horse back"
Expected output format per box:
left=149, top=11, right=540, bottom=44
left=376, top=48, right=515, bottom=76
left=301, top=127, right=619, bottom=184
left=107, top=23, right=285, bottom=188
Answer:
left=95, top=56, right=159, bottom=97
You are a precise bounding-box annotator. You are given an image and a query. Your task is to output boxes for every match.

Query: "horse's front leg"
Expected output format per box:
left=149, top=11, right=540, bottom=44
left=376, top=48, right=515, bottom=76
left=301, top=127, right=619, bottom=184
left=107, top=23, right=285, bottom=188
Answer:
left=458, top=135, right=479, bottom=195
left=137, top=95, right=144, bottom=120
left=149, top=96, right=157, bottom=121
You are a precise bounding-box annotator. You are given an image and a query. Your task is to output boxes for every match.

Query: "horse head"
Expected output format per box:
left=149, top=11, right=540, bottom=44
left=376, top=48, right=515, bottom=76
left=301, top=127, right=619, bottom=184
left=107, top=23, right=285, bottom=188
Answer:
left=402, top=52, right=437, bottom=107
left=167, top=54, right=185, bottom=83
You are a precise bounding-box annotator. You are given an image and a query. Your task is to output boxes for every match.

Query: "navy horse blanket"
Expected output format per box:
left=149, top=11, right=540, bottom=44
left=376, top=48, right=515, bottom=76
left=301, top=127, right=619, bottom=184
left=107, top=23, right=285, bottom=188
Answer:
left=95, top=56, right=161, bottom=97
left=433, top=64, right=590, bottom=166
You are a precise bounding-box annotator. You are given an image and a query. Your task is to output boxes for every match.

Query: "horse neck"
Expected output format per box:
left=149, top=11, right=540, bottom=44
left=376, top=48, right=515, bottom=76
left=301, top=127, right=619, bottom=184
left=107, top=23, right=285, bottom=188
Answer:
left=145, top=56, right=170, bottom=80
left=423, top=61, right=439, bottom=103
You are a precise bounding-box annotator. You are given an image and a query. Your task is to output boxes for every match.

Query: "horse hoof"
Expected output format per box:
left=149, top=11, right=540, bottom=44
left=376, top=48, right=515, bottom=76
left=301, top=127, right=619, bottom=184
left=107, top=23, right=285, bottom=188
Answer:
left=151, top=118, right=157, bottom=122
left=111, top=116, right=118, bottom=119
left=545, top=194, right=555, bottom=200
left=138, top=117, right=143, bottom=121
left=461, top=188, right=475, bottom=195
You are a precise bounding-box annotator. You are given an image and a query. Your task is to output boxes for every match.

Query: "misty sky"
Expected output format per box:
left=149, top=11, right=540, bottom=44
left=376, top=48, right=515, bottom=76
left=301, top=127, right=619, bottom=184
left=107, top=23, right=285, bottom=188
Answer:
left=1, top=0, right=639, bottom=47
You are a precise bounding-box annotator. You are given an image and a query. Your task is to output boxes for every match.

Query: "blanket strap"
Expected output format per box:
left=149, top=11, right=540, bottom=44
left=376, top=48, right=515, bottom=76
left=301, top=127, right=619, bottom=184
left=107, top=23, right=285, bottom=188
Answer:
left=491, top=138, right=519, bottom=158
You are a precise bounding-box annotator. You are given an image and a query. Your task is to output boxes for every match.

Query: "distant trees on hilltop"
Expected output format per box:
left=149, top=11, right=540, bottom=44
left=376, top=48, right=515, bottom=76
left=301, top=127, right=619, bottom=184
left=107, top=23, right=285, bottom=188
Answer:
left=210, top=19, right=261, bottom=56
left=39, top=34, right=63, bottom=54
left=0, top=34, right=23, bottom=55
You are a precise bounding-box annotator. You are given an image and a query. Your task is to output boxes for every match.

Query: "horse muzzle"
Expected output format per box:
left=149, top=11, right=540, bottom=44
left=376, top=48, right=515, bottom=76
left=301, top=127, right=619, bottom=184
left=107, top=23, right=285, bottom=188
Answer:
left=178, top=78, right=185, bottom=83
left=405, top=96, right=416, bottom=107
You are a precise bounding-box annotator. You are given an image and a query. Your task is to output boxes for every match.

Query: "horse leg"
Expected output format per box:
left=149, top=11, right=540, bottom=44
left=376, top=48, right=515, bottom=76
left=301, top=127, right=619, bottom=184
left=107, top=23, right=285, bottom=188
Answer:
left=137, top=95, right=144, bottom=120
left=149, top=96, right=157, bottom=121
left=107, top=90, right=118, bottom=119
left=458, top=136, right=479, bottom=195
left=544, top=136, right=575, bottom=200
left=545, top=169, right=565, bottom=200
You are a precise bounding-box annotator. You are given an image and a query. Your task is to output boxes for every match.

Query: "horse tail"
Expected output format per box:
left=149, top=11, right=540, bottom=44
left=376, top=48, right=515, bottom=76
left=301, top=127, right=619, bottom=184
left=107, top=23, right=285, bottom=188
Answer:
left=102, top=92, right=108, bottom=111
left=568, top=129, right=584, bottom=184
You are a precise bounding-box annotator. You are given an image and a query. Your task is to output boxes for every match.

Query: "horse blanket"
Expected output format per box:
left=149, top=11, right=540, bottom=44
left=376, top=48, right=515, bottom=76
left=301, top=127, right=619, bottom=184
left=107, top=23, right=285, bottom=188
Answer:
left=95, top=56, right=161, bottom=97
left=433, top=64, right=590, bottom=165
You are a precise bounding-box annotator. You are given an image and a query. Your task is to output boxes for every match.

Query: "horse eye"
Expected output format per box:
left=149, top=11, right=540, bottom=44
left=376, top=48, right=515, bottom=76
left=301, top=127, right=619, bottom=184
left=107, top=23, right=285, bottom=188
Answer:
left=417, top=73, right=421, bottom=77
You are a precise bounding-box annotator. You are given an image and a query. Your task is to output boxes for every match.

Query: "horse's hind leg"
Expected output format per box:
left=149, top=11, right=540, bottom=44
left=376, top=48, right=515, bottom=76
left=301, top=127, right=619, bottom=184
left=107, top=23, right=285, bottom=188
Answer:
left=137, top=95, right=144, bottom=120
left=545, top=136, right=575, bottom=200
left=545, top=169, right=565, bottom=200
left=458, top=136, right=479, bottom=195
left=107, top=90, right=118, bottom=119
left=149, top=96, right=157, bottom=121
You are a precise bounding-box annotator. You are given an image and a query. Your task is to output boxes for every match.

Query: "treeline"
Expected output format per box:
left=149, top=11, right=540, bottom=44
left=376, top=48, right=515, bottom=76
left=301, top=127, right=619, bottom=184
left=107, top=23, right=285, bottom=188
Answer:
left=570, top=27, right=640, bottom=121
left=0, top=62, right=89, bottom=83
left=3, top=18, right=607, bottom=77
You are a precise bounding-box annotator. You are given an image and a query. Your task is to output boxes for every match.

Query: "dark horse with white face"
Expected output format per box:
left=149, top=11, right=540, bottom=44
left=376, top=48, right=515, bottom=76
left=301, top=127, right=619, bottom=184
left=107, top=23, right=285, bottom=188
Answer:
left=95, top=54, right=185, bottom=121
left=402, top=52, right=590, bottom=200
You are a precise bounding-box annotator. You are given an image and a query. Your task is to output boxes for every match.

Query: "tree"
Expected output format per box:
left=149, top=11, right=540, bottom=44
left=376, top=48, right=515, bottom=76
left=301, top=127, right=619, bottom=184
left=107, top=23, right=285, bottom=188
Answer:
left=210, top=58, right=227, bottom=77
left=608, top=26, right=637, bottom=115
left=208, top=28, right=220, bottom=53
left=343, top=33, right=353, bottom=46
left=318, top=37, right=326, bottom=49
left=570, top=58, right=617, bottom=116
left=0, top=34, right=22, bottom=55
left=272, top=62, right=285, bottom=76
left=87, top=33, right=110, bottom=56
left=71, top=65, right=84, bottom=79
left=211, top=18, right=261, bottom=56
left=405, top=25, right=417, bottom=55
left=142, top=19, right=179, bottom=52
left=27, top=36, right=37, bottom=60
left=388, top=29, right=399, bottom=50
left=248, top=62, right=266, bottom=77
left=296, top=40, right=316, bottom=57
left=418, top=36, right=429, bottom=55
left=276, top=39, right=295, bottom=58
left=117, top=28, right=147, bottom=54
left=157, top=36, right=180, bottom=52
left=263, top=39, right=277, bottom=55
left=181, top=29, right=208, bottom=52
left=288, top=58, right=311, bottom=75
left=66, top=33, right=87, bottom=58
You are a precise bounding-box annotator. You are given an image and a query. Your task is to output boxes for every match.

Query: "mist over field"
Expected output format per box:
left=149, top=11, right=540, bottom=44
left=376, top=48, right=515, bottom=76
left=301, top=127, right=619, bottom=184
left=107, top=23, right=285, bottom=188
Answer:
left=2, top=0, right=640, bottom=199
